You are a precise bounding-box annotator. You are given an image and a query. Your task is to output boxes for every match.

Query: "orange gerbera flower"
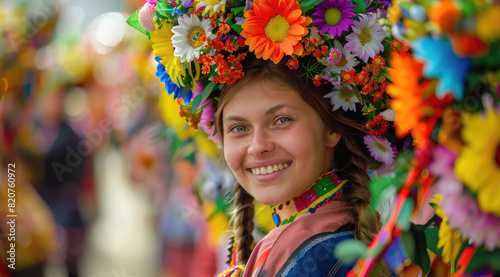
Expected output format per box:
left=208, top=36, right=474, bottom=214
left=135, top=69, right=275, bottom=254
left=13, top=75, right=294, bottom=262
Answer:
left=241, top=0, right=312, bottom=63
left=387, top=53, right=454, bottom=150
left=387, top=53, right=426, bottom=139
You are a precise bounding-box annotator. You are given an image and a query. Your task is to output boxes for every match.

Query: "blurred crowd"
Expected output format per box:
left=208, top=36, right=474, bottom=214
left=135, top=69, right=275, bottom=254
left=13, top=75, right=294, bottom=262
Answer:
left=0, top=0, right=247, bottom=276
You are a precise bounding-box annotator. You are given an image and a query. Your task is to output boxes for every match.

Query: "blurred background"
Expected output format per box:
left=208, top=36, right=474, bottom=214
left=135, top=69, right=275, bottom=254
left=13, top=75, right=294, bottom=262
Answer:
left=0, top=0, right=258, bottom=276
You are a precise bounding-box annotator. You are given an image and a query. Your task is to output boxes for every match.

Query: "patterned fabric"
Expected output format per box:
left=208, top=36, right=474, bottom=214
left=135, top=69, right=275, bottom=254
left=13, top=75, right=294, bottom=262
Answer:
left=271, top=171, right=346, bottom=227
left=243, top=198, right=354, bottom=277
left=277, top=230, right=355, bottom=277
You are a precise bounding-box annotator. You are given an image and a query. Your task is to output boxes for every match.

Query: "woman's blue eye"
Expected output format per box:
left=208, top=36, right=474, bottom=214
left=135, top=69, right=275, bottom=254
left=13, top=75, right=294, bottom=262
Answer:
left=230, top=125, right=247, bottom=133
left=276, top=117, right=291, bottom=124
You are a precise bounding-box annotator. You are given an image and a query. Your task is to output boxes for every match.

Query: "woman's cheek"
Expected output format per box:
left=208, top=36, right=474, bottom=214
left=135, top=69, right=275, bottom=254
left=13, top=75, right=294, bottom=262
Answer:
left=224, top=142, right=242, bottom=172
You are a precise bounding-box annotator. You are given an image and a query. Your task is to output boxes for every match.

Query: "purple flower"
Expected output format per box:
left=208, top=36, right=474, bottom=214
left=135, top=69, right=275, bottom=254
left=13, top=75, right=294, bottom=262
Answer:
left=363, top=135, right=397, bottom=165
left=431, top=146, right=500, bottom=250
left=312, top=0, right=356, bottom=38
left=327, top=48, right=343, bottom=64
left=182, top=0, right=194, bottom=7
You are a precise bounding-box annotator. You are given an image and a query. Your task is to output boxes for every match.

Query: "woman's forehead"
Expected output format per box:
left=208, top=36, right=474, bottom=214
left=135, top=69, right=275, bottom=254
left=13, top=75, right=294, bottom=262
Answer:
left=224, top=82, right=302, bottom=110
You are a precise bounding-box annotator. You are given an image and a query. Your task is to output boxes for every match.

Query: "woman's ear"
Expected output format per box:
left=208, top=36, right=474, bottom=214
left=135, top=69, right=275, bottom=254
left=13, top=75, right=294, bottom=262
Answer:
left=325, top=129, right=342, bottom=148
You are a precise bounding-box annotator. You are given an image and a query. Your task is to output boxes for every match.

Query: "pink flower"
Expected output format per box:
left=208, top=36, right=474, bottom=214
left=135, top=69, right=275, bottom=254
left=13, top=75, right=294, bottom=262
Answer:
left=192, top=83, right=221, bottom=147
left=364, top=135, right=397, bottom=165
left=139, top=2, right=157, bottom=32
left=431, top=146, right=500, bottom=250
left=327, top=48, right=343, bottom=65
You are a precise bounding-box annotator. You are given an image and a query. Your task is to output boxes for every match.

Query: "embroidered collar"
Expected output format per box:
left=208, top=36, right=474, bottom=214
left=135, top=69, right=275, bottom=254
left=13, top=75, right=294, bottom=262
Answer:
left=271, top=171, right=346, bottom=227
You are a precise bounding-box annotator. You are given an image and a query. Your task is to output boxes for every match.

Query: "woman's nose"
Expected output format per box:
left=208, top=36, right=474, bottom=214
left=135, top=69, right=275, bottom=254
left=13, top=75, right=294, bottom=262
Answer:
left=248, top=130, right=274, bottom=157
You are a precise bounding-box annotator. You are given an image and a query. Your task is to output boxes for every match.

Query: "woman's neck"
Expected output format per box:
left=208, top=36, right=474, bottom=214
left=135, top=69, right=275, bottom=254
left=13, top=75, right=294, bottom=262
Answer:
left=270, top=170, right=347, bottom=227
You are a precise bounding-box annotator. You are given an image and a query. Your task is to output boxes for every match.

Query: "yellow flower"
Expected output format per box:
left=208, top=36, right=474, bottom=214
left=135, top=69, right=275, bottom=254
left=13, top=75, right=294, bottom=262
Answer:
left=432, top=195, right=464, bottom=264
left=150, top=22, right=186, bottom=87
left=159, top=87, right=220, bottom=157
left=255, top=202, right=276, bottom=234
left=194, top=131, right=220, bottom=158
left=476, top=6, right=500, bottom=42
left=159, top=87, right=196, bottom=139
left=387, top=1, right=402, bottom=23
left=196, top=0, right=226, bottom=16
left=203, top=201, right=230, bottom=246
left=455, top=109, right=500, bottom=216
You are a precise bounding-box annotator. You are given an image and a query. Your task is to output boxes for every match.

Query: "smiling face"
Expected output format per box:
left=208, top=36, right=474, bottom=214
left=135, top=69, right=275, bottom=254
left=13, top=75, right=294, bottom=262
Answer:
left=221, top=81, right=341, bottom=205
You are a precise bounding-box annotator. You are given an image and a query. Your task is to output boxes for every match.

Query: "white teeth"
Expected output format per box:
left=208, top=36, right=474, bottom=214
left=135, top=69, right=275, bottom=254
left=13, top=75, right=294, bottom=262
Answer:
left=250, top=163, right=289, bottom=175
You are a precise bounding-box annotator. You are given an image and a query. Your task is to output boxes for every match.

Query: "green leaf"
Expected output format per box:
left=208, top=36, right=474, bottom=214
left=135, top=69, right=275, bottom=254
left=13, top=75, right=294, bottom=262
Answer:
left=227, top=8, right=245, bottom=35
left=181, top=84, right=192, bottom=98
left=231, top=6, right=245, bottom=17
left=472, top=41, right=500, bottom=68
left=352, top=0, right=366, bottom=14
left=299, top=0, right=324, bottom=13
left=191, top=82, right=217, bottom=113
left=368, top=175, right=399, bottom=209
left=454, top=0, right=476, bottom=16
left=126, top=9, right=150, bottom=36
left=465, top=247, right=500, bottom=274
left=396, top=198, right=414, bottom=231
left=408, top=225, right=431, bottom=275
left=486, top=249, right=500, bottom=271
left=424, top=227, right=442, bottom=257
left=228, top=22, right=243, bottom=34
left=334, top=239, right=367, bottom=264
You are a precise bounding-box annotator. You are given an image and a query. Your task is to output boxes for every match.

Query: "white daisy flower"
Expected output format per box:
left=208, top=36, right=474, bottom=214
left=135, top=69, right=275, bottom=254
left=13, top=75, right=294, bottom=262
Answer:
left=324, top=84, right=359, bottom=112
left=171, top=15, right=215, bottom=63
left=324, top=39, right=360, bottom=75
left=363, top=135, right=397, bottom=165
left=196, top=0, right=227, bottom=16
left=380, top=109, right=396, bottom=122
left=345, top=13, right=386, bottom=63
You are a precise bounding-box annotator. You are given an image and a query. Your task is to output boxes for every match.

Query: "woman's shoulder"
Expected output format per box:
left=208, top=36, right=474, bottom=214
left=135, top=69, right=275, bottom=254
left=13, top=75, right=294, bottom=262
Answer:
left=277, top=225, right=355, bottom=276
left=247, top=225, right=355, bottom=277
left=244, top=200, right=354, bottom=277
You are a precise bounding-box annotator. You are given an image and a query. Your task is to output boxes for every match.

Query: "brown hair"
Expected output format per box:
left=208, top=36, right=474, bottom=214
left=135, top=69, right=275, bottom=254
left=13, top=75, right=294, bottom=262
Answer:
left=215, top=56, right=381, bottom=265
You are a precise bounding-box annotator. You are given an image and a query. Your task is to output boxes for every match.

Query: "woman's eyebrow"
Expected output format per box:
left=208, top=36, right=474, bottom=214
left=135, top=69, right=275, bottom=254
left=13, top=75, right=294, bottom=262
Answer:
left=265, top=104, right=299, bottom=116
left=223, top=104, right=299, bottom=123
left=223, top=115, right=247, bottom=124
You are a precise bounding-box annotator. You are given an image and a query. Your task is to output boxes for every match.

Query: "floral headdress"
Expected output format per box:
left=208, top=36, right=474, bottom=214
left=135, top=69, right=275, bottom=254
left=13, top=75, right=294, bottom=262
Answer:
left=346, top=1, right=500, bottom=276
left=128, top=0, right=410, bottom=170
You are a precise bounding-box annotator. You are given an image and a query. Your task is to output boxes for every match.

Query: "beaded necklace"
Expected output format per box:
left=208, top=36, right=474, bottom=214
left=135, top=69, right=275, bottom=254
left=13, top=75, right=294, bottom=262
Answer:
left=271, top=170, right=346, bottom=227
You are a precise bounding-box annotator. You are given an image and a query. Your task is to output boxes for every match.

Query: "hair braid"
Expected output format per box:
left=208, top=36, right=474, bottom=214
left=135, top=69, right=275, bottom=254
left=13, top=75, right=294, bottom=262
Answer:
left=337, top=135, right=381, bottom=244
left=231, top=182, right=255, bottom=265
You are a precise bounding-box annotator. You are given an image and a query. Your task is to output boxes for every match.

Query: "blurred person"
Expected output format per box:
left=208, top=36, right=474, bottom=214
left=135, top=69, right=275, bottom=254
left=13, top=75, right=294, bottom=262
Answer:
left=159, top=155, right=203, bottom=277
left=32, top=89, right=91, bottom=277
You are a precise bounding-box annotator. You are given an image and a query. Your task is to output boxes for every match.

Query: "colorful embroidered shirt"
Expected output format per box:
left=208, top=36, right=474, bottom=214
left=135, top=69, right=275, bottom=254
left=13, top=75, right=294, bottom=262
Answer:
left=243, top=195, right=354, bottom=276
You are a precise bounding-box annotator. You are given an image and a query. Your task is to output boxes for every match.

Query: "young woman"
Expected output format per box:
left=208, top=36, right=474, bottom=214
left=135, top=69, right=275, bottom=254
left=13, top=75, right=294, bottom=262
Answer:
left=215, top=56, right=383, bottom=276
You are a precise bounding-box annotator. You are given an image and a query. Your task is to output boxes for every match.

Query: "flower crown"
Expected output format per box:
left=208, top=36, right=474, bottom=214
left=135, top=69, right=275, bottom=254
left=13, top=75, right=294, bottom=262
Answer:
left=128, top=0, right=409, bottom=168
